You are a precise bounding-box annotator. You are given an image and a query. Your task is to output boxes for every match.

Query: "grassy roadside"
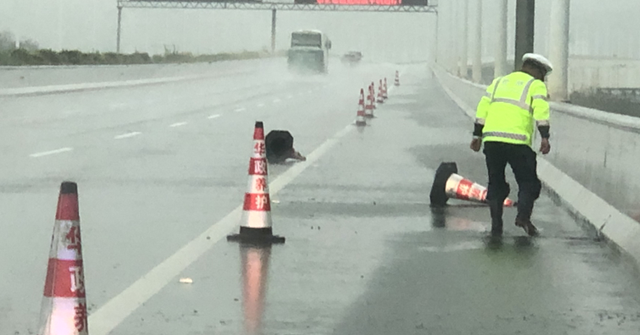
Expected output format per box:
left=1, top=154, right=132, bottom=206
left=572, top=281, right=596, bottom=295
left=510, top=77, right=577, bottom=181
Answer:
left=0, top=49, right=287, bottom=67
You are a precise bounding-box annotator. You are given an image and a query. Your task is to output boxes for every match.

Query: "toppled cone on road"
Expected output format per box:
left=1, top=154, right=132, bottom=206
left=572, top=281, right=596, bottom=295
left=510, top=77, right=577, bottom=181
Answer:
left=228, top=121, right=285, bottom=245
left=265, top=130, right=306, bottom=164
left=38, top=181, right=89, bottom=335
left=430, top=162, right=515, bottom=207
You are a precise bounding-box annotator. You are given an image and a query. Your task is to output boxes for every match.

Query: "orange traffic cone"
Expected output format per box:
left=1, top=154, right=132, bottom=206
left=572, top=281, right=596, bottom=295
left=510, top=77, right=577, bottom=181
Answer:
left=445, top=173, right=515, bottom=207
left=382, top=78, right=389, bottom=100
left=430, top=162, right=515, bottom=207
left=376, top=79, right=384, bottom=104
left=394, top=70, right=400, bottom=86
left=228, top=121, right=285, bottom=244
left=355, top=89, right=367, bottom=126
left=370, top=82, right=377, bottom=109
left=364, top=85, right=374, bottom=118
left=38, top=181, right=89, bottom=335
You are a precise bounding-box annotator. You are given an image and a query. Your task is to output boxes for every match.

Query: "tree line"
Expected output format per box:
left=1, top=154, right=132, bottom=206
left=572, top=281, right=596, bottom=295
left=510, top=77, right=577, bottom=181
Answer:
left=0, top=31, right=269, bottom=66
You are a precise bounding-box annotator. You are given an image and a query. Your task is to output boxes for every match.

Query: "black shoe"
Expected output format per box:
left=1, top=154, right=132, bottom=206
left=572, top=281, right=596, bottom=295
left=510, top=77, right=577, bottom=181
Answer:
left=490, top=227, right=503, bottom=237
left=490, top=220, right=503, bottom=237
left=515, top=218, right=539, bottom=236
left=488, top=200, right=504, bottom=237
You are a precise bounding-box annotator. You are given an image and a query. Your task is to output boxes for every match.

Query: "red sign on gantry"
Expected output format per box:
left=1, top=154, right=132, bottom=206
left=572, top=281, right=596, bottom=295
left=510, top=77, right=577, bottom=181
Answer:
left=317, top=0, right=400, bottom=4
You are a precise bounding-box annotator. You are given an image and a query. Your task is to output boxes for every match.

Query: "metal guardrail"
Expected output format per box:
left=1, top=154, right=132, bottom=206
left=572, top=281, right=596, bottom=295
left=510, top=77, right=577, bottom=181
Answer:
left=118, top=0, right=437, bottom=12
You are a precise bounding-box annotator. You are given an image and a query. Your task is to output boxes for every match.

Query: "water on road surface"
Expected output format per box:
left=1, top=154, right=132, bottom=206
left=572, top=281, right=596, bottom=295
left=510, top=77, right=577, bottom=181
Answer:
left=1, top=59, right=640, bottom=335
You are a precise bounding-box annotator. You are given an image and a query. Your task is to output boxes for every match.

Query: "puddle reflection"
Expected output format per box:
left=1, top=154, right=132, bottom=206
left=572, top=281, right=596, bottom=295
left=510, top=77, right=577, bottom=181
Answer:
left=239, top=244, right=272, bottom=335
left=429, top=206, right=485, bottom=231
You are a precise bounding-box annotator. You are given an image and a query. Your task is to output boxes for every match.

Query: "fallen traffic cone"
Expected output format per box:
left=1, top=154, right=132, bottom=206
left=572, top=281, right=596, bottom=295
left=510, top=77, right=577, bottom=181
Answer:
left=382, top=78, right=389, bottom=100
left=228, top=121, right=285, bottom=244
left=355, top=88, right=367, bottom=126
left=394, top=70, right=400, bottom=86
left=429, top=162, right=515, bottom=207
left=265, top=130, right=306, bottom=164
left=38, top=181, right=89, bottom=335
left=376, top=79, right=384, bottom=104
left=364, top=85, right=374, bottom=118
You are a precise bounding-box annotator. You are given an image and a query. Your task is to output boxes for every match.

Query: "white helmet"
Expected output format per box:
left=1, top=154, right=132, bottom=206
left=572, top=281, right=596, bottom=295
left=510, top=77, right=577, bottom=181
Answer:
left=522, top=53, right=553, bottom=74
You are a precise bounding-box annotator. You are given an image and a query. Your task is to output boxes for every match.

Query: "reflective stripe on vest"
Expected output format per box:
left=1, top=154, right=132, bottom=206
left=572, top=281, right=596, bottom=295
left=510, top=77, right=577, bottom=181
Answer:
left=490, top=78, right=536, bottom=112
left=483, top=131, right=527, bottom=141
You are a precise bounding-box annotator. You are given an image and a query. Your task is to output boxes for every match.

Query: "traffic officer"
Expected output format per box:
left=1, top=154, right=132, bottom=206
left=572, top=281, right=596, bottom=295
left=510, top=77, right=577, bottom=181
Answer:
left=470, top=53, right=553, bottom=236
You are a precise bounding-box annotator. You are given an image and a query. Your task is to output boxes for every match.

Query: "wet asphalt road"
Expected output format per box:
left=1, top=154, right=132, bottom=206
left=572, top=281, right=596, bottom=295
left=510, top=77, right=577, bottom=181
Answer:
left=2, top=59, right=640, bottom=335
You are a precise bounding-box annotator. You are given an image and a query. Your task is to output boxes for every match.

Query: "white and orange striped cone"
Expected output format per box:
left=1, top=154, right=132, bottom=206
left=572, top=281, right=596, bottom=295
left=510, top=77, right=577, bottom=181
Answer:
left=445, top=173, right=515, bottom=207
left=430, top=162, right=515, bottom=207
left=38, top=181, right=88, bottom=335
left=228, top=121, right=285, bottom=244
left=355, top=89, right=367, bottom=126
left=382, top=78, right=389, bottom=100
left=376, top=79, right=384, bottom=104
left=394, top=70, right=400, bottom=86
left=370, top=82, right=377, bottom=109
left=364, top=85, right=374, bottom=118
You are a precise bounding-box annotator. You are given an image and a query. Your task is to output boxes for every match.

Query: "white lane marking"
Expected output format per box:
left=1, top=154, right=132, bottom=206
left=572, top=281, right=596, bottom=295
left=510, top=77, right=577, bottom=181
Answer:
left=257, top=103, right=265, bottom=108
left=30, top=147, right=73, bottom=158
left=87, top=122, right=355, bottom=335
left=114, top=132, right=141, bottom=140
left=169, top=122, right=188, bottom=128
left=273, top=98, right=281, bottom=103
left=208, top=114, right=221, bottom=119
left=234, top=107, right=246, bottom=113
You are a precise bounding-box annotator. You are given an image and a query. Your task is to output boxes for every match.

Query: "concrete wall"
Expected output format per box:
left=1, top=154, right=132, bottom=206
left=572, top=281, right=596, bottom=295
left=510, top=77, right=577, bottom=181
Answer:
left=433, top=64, right=640, bottom=265
left=0, top=59, right=269, bottom=90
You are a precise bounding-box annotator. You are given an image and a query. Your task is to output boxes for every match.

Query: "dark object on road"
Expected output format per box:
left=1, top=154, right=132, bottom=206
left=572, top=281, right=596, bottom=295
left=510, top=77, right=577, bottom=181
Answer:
left=266, top=130, right=306, bottom=164
left=341, top=51, right=363, bottom=65
left=430, top=162, right=458, bottom=206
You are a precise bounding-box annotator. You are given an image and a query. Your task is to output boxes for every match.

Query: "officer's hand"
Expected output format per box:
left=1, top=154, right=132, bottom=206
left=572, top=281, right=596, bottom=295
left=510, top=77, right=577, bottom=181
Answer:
left=470, top=138, right=482, bottom=152
left=540, top=138, right=551, bottom=155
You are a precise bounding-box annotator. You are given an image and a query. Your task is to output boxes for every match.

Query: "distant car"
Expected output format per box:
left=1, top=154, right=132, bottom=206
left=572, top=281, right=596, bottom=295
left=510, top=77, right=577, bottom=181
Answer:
left=341, top=51, right=363, bottom=65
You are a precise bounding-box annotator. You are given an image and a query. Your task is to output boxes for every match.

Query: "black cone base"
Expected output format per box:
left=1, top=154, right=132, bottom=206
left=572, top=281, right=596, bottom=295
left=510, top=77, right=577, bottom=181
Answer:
left=429, top=162, right=458, bottom=207
left=227, top=227, right=285, bottom=245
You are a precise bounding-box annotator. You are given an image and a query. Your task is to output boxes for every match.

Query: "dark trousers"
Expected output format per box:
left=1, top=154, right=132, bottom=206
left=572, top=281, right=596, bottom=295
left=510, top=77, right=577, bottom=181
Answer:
left=483, top=141, right=541, bottom=221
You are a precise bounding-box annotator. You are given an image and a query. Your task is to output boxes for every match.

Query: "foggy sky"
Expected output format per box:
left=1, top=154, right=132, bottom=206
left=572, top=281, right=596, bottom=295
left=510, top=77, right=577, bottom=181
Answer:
left=0, top=0, right=434, bottom=62
left=3, top=0, right=640, bottom=63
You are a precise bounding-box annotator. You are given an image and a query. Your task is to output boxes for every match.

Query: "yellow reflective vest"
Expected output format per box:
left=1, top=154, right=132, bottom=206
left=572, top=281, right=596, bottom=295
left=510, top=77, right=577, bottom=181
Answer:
left=475, top=71, right=550, bottom=147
